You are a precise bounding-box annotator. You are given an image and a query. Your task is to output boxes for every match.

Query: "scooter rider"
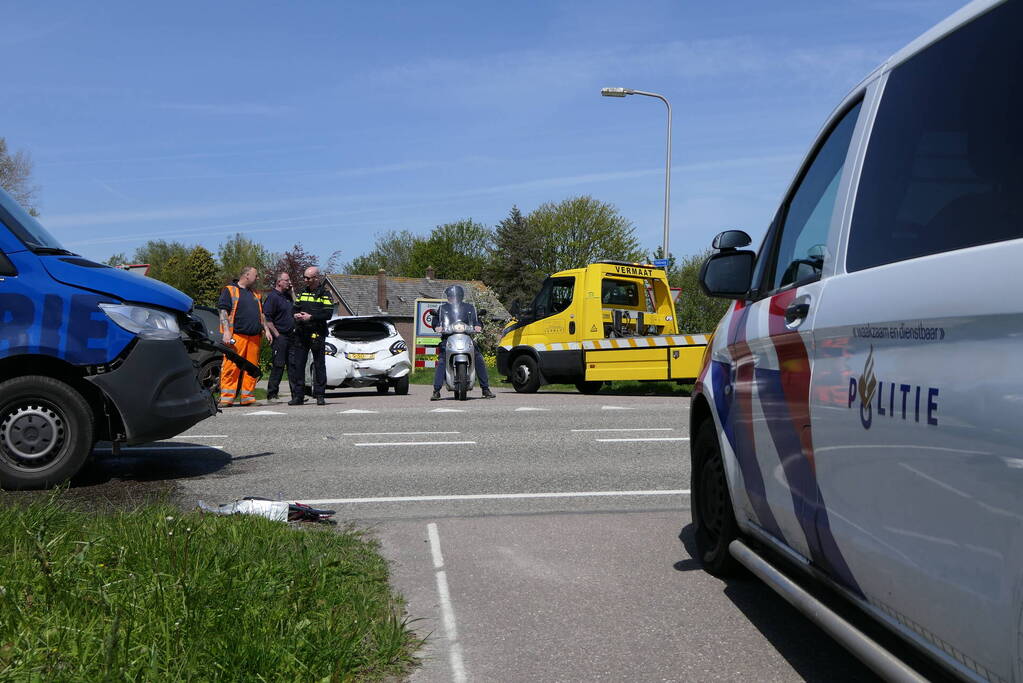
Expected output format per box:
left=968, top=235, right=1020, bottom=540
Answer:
left=431, top=284, right=495, bottom=401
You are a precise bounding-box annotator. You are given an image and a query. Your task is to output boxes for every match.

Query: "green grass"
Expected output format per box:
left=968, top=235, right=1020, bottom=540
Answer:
left=0, top=495, right=420, bottom=681
left=409, top=369, right=691, bottom=396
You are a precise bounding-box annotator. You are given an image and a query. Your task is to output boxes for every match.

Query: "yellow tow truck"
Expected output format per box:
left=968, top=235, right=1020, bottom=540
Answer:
left=496, top=260, right=709, bottom=393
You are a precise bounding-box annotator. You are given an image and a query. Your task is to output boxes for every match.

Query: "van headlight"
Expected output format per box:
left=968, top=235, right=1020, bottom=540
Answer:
left=99, top=303, right=180, bottom=340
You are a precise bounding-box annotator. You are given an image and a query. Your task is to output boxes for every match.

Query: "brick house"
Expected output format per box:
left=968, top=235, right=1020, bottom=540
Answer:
left=324, top=267, right=510, bottom=345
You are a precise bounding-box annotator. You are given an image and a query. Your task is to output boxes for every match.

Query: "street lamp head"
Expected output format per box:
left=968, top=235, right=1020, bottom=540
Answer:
left=600, top=87, right=632, bottom=97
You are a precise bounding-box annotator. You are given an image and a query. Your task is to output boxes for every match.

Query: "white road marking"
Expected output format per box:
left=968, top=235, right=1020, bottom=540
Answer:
left=571, top=428, right=674, bottom=433
left=431, top=408, right=465, bottom=413
left=340, top=409, right=378, bottom=414
left=301, top=489, right=690, bottom=505
left=244, top=410, right=286, bottom=416
left=427, top=523, right=466, bottom=683
left=94, top=445, right=225, bottom=453
left=354, top=441, right=476, bottom=447
left=168, top=435, right=228, bottom=438
left=515, top=407, right=550, bottom=411
left=601, top=406, right=634, bottom=410
left=343, top=431, right=461, bottom=436
left=596, top=437, right=690, bottom=443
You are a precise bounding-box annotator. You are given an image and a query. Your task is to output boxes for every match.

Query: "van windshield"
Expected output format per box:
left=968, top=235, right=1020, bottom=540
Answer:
left=0, top=186, right=71, bottom=254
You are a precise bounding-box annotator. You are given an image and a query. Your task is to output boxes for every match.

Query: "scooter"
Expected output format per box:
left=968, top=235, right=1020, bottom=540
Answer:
left=442, top=321, right=478, bottom=401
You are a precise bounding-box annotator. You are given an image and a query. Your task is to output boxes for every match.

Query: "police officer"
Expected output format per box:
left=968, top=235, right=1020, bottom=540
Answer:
left=431, top=284, right=495, bottom=401
left=289, top=266, right=333, bottom=406
left=261, top=271, right=294, bottom=403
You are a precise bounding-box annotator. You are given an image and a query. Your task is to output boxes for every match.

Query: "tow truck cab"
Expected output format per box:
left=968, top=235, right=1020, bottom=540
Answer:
left=0, top=187, right=217, bottom=489
left=496, top=261, right=709, bottom=393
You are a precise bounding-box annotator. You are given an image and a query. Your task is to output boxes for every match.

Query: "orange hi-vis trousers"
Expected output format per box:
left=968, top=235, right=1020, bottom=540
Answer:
left=219, top=332, right=261, bottom=406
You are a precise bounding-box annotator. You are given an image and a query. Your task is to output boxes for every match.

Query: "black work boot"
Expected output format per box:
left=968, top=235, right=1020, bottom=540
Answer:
left=431, top=389, right=441, bottom=401
left=316, top=396, right=326, bottom=406
left=482, top=388, right=496, bottom=399
left=288, top=397, right=305, bottom=406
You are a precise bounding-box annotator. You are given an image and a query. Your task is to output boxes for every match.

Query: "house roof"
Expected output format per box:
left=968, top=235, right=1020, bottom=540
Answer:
left=325, top=273, right=510, bottom=319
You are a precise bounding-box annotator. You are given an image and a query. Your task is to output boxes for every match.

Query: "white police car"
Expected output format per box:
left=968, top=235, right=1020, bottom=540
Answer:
left=691, top=1, right=1023, bottom=680
left=306, top=316, right=412, bottom=394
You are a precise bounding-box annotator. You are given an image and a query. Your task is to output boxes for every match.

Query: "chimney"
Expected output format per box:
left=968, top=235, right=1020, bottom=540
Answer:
left=426, top=266, right=435, bottom=280
left=377, top=269, right=387, bottom=312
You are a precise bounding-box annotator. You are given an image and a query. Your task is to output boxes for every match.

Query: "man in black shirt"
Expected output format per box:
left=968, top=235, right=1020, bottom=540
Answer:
left=261, top=271, right=295, bottom=403
left=217, top=266, right=268, bottom=407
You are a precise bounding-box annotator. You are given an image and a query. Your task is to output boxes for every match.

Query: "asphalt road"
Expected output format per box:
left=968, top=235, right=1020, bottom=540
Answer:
left=66, top=383, right=877, bottom=682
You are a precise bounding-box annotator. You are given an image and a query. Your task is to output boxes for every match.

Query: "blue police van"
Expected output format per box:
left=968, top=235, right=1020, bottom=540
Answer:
left=0, top=187, right=250, bottom=489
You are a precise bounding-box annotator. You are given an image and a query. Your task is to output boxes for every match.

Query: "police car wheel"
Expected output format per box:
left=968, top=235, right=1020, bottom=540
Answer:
left=692, top=418, right=740, bottom=576
left=0, top=376, right=94, bottom=490
left=510, top=355, right=541, bottom=393
left=393, top=376, right=410, bottom=396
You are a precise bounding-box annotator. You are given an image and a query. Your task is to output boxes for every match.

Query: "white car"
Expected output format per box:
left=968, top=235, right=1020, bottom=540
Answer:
left=305, top=316, right=411, bottom=394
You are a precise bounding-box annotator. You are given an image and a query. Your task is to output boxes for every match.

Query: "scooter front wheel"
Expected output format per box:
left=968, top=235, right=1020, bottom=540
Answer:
left=455, top=363, right=468, bottom=401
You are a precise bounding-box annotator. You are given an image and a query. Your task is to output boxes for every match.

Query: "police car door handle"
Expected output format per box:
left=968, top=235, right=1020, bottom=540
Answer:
left=785, top=302, right=810, bottom=326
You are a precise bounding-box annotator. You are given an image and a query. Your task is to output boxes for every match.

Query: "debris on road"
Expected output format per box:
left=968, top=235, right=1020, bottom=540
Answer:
left=197, top=497, right=336, bottom=523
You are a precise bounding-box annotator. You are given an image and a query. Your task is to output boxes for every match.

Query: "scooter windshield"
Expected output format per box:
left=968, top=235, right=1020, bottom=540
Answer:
left=439, top=302, right=476, bottom=332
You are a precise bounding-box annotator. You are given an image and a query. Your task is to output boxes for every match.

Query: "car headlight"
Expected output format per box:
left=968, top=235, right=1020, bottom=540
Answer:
left=324, top=342, right=338, bottom=357
left=99, top=303, right=180, bottom=340
left=389, top=340, right=408, bottom=355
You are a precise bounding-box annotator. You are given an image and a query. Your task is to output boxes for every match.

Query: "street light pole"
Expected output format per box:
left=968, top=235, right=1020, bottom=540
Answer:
left=600, top=87, right=672, bottom=261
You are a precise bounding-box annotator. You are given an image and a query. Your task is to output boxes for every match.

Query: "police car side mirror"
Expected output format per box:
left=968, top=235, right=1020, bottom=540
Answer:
left=712, top=230, right=752, bottom=250
left=699, top=250, right=755, bottom=299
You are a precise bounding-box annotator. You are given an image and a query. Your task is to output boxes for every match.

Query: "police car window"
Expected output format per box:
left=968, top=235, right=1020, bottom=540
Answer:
left=602, top=279, right=639, bottom=306
left=766, top=100, right=862, bottom=292
left=847, top=1, right=1023, bottom=272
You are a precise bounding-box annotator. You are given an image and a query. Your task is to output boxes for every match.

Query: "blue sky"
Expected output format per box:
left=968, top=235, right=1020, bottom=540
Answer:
left=6, top=0, right=965, bottom=269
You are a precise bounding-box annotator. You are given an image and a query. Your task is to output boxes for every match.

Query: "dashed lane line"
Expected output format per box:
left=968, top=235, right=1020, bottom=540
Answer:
left=427, top=523, right=467, bottom=683
left=571, top=428, right=674, bottom=432
left=595, top=437, right=690, bottom=443
left=354, top=441, right=477, bottom=447
left=301, top=489, right=690, bottom=505
left=343, top=431, right=461, bottom=436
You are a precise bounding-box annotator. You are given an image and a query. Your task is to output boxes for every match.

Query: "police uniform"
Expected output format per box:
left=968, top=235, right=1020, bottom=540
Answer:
left=261, top=287, right=295, bottom=400
left=289, top=282, right=333, bottom=403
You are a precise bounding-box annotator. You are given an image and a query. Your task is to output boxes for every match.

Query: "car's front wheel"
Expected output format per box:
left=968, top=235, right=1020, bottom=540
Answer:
left=392, top=376, right=410, bottom=395
left=0, top=376, right=94, bottom=490
left=691, top=417, right=741, bottom=576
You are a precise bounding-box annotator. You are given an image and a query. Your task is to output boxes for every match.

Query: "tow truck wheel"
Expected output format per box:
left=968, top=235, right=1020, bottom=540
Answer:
left=691, top=418, right=741, bottom=576
left=575, top=380, right=603, bottom=394
left=0, top=376, right=93, bottom=490
left=198, top=359, right=221, bottom=392
left=376, top=383, right=389, bottom=394
left=393, top=376, right=410, bottom=396
left=510, top=355, right=541, bottom=393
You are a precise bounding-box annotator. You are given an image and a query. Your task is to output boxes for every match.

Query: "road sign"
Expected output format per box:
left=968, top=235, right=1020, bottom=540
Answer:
left=652, top=258, right=670, bottom=269
left=414, top=298, right=444, bottom=349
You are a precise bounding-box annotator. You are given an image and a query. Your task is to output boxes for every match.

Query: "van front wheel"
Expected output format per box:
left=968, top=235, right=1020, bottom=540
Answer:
left=691, top=418, right=741, bottom=576
left=510, top=356, right=541, bottom=393
left=0, top=376, right=94, bottom=490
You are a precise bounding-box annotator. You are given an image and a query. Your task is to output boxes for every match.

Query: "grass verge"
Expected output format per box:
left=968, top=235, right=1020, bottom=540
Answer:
left=0, top=495, right=419, bottom=681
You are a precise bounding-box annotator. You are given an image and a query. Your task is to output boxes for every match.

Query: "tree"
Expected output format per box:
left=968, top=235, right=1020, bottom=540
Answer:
left=133, top=240, right=191, bottom=291
left=0, top=138, right=40, bottom=215
left=185, top=246, right=221, bottom=307
left=271, top=242, right=318, bottom=291
left=105, top=253, right=129, bottom=267
left=407, top=219, right=493, bottom=281
left=672, top=249, right=730, bottom=334
left=527, top=196, right=644, bottom=274
left=218, top=233, right=273, bottom=288
left=345, top=230, right=422, bottom=276
left=485, top=206, right=546, bottom=309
